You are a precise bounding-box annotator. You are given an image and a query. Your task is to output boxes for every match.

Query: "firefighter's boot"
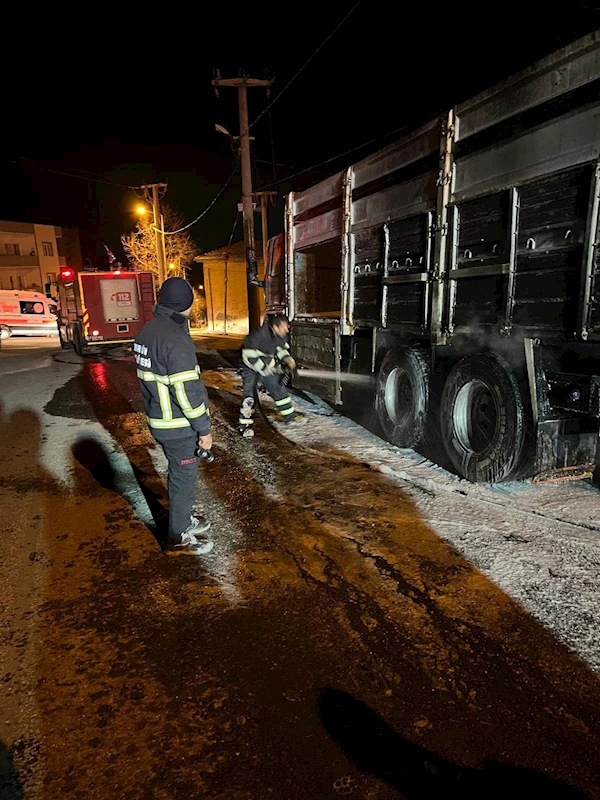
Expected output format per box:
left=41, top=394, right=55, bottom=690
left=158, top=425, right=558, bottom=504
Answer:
left=283, top=411, right=307, bottom=426
left=238, top=397, right=255, bottom=438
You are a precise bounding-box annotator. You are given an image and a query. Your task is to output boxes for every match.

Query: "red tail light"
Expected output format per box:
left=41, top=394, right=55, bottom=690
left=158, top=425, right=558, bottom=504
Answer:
left=60, top=268, right=74, bottom=280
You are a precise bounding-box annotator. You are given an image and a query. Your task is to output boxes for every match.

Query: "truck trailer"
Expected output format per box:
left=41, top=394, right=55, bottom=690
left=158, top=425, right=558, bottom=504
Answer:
left=265, top=32, right=600, bottom=484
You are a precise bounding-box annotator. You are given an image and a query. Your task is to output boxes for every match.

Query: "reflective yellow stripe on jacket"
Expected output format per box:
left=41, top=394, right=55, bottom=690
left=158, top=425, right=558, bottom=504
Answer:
left=242, top=348, right=277, bottom=376
left=137, top=368, right=208, bottom=428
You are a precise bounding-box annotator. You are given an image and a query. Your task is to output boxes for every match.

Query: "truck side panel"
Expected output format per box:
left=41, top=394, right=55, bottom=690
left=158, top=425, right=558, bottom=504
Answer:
left=456, top=31, right=600, bottom=141
left=454, top=104, right=600, bottom=203
left=350, top=119, right=441, bottom=333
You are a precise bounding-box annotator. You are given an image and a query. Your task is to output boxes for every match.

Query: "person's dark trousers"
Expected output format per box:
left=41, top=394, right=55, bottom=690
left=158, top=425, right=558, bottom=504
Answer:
left=241, top=366, right=259, bottom=402
left=239, top=367, right=259, bottom=432
left=261, top=373, right=294, bottom=417
left=160, top=435, right=199, bottom=542
left=239, top=367, right=294, bottom=426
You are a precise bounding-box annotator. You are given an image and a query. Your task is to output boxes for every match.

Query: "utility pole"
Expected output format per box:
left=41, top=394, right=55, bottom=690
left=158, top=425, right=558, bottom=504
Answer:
left=212, top=74, right=273, bottom=329
left=140, top=183, right=168, bottom=284
left=254, top=191, right=277, bottom=280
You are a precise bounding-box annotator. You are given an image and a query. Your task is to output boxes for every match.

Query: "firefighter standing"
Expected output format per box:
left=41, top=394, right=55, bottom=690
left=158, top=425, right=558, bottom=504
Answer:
left=135, top=277, right=213, bottom=555
left=238, top=314, right=305, bottom=437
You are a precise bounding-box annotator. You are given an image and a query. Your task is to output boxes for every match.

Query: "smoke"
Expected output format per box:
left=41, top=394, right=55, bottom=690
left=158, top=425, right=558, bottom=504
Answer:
left=297, top=369, right=373, bottom=386
left=450, top=318, right=527, bottom=371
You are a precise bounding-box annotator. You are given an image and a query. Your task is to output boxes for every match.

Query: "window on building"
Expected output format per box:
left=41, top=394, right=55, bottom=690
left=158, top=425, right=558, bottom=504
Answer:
left=9, top=276, right=14, bottom=289
left=47, top=272, right=56, bottom=283
left=5, top=243, right=21, bottom=256
left=18, top=276, right=24, bottom=289
left=42, top=242, right=54, bottom=257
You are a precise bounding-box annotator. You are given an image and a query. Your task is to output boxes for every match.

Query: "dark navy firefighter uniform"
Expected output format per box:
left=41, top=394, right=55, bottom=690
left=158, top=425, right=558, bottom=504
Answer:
left=135, top=303, right=211, bottom=542
left=239, top=317, right=299, bottom=435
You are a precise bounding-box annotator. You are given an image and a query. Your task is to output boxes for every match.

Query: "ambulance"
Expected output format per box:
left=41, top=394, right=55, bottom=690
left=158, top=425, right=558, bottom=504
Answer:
left=0, top=290, right=58, bottom=339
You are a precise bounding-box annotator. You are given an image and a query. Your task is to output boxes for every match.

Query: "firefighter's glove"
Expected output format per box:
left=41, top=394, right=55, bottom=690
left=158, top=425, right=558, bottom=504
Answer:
left=281, top=355, right=297, bottom=375
left=281, top=363, right=294, bottom=388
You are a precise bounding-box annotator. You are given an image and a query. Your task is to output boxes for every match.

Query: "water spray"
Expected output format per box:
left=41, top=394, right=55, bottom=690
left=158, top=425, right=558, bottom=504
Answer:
left=296, top=368, right=373, bottom=386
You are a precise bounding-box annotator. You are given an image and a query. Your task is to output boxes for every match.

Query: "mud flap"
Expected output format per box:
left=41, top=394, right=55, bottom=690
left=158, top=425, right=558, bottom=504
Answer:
left=533, top=464, right=595, bottom=484
left=534, top=418, right=599, bottom=480
left=290, top=320, right=342, bottom=405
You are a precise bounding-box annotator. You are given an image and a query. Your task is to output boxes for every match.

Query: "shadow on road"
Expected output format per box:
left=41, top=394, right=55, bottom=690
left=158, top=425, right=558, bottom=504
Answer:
left=195, top=381, right=600, bottom=797
left=72, top=438, right=168, bottom=547
left=318, top=687, right=589, bottom=799
left=0, top=741, right=23, bottom=800
left=72, top=360, right=171, bottom=548
left=9, top=356, right=599, bottom=798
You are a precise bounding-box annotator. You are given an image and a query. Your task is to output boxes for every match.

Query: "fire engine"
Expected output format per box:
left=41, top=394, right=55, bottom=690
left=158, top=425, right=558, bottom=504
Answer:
left=57, top=267, right=155, bottom=356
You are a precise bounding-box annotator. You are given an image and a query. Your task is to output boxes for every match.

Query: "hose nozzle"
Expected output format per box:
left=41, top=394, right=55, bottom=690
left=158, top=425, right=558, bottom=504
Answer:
left=195, top=447, right=215, bottom=464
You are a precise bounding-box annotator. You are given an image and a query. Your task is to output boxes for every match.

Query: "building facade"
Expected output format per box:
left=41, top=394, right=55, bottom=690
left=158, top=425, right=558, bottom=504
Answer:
left=196, top=241, right=264, bottom=335
left=0, top=221, right=65, bottom=293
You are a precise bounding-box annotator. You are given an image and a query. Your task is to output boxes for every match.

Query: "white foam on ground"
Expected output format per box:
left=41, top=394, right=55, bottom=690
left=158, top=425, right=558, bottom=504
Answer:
left=201, top=367, right=600, bottom=671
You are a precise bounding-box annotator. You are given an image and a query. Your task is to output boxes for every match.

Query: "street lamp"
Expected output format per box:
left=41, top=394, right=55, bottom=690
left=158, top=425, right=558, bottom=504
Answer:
left=168, top=263, right=176, bottom=271
left=134, top=202, right=166, bottom=283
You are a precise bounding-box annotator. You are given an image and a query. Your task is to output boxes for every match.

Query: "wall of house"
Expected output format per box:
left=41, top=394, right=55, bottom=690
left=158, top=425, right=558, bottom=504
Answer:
left=0, top=267, right=42, bottom=291
left=0, top=222, right=62, bottom=292
left=204, top=258, right=253, bottom=334
left=33, top=224, right=61, bottom=286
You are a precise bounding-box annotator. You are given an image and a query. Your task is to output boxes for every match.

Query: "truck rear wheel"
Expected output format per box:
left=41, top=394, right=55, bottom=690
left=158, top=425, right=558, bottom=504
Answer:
left=58, top=326, right=71, bottom=350
left=73, top=323, right=87, bottom=357
left=377, top=348, right=430, bottom=448
left=0, top=325, right=11, bottom=340
left=440, top=353, right=529, bottom=483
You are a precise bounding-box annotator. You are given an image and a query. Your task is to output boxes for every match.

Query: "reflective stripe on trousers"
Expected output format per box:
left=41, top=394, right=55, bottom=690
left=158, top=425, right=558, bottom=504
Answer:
left=239, top=367, right=294, bottom=426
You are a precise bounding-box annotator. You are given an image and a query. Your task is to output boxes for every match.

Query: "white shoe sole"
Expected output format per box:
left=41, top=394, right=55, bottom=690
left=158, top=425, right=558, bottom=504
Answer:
left=166, top=540, right=214, bottom=556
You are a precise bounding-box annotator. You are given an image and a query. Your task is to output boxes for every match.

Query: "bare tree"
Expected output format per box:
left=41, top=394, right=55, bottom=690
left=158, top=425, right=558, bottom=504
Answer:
left=121, top=205, right=200, bottom=280
left=189, top=288, right=208, bottom=328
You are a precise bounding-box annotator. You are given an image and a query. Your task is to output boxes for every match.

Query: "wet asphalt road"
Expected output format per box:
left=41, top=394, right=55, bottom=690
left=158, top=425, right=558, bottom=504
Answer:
left=1, top=340, right=600, bottom=799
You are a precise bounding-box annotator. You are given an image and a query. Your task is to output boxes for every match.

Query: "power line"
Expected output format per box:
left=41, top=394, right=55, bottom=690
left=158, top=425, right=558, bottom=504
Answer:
left=245, top=0, right=364, bottom=136
left=161, top=164, right=238, bottom=236
left=228, top=208, right=241, bottom=247
left=260, top=120, right=417, bottom=191
left=268, top=106, right=278, bottom=182
left=9, top=157, right=136, bottom=189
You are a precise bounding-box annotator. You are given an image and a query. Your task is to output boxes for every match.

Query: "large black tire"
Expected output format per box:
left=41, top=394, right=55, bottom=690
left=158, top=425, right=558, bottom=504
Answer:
left=440, top=353, right=530, bottom=483
left=58, top=326, right=72, bottom=350
left=73, top=323, right=86, bottom=357
left=377, top=347, right=430, bottom=449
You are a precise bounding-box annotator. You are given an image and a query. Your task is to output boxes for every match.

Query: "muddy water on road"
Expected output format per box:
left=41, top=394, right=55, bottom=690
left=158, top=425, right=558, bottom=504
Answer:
left=1, top=354, right=599, bottom=798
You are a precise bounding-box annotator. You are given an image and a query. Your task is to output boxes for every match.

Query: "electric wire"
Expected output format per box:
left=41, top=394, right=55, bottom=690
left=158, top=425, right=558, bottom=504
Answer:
left=244, top=0, right=364, bottom=136
left=9, top=157, right=136, bottom=189
left=228, top=208, right=241, bottom=247
left=260, top=121, right=417, bottom=190
left=160, top=164, right=238, bottom=235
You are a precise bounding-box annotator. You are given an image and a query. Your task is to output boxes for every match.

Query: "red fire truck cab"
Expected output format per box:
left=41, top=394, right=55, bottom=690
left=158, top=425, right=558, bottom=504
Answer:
left=57, top=268, right=155, bottom=356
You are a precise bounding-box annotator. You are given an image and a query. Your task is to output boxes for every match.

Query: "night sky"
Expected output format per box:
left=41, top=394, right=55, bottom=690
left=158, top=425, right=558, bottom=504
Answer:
left=2, top=2, right=599, bottom=263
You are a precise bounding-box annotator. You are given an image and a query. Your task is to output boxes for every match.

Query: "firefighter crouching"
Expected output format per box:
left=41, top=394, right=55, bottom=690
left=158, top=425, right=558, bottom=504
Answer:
left=238, top=314, right=305, bottom=438
left=135, top=277, right=214, bottom=556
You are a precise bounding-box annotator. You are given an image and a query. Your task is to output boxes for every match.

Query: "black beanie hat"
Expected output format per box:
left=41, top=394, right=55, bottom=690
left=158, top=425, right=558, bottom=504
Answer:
left=159, top=277, right=194, bottom=312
